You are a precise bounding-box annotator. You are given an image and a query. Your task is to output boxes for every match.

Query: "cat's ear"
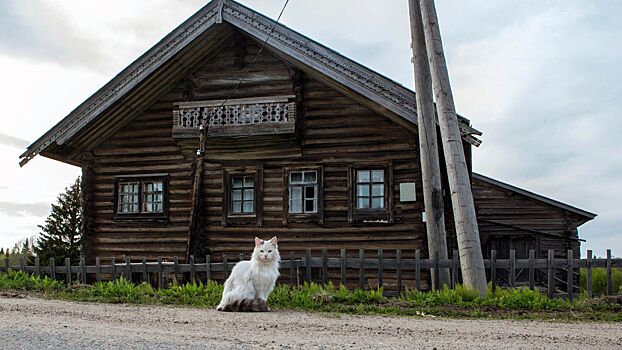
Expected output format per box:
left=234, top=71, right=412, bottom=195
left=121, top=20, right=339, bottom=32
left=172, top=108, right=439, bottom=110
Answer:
left=269, top=236, right=278, bottom=244
left=255, top=237, right=263, bottom=247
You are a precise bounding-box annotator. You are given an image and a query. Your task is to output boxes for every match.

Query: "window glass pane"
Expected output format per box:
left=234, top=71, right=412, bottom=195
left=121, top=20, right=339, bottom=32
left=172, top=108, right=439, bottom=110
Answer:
left=357, top=197, right=370, bottom=209
left=357, top=170, right=370, bottom=183
left=145, top=202, right=153, bottom=212
left=304, top=171, right=317, bottom=183
left=305, top=186, right=316, bottom=199
left=232, top=177, right=243, bottom=188
left=357, top=185, right=369, bottom=197
left=290, top=198, right=302, bottom=213
left=145, top=183, right=153, bottom=192
left=243, top=189, right=254, bottom=200
left=372, top=184, right=384, bottom=196
left=154, top=203, right=163, bottom=212
left=305, top=199, right=315, bottom=212
left=131, top=203, right=139, bottom=212
left=372, top=197, right=384, bottom=209
left=232, top=201, right=242, bottom=213
left=243, top=200, right=254, bottom=213
left=232, top=190, right=242, bottom=201
left=153, top=181, right=163, bottom=192
left=290, top=186, right=302, bottom=200
left=371, top=170, right=384, bottom=182
left=154, top=193, right=162, bottom=202
left=243, top=176, right=254, bottom=187
left=290, top=171, right=303, bottom=184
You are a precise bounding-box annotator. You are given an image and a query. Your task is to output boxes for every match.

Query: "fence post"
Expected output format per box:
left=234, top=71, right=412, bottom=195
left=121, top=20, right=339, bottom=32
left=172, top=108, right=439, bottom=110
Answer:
left=125, top=256, right=132, bottom=281
left=205, top=255, right=211, bottom=282
left=452, top=249, right=459, bottom=288
left=415, top=249, right=421, bottom=292
left=95, top=257, right=101, bottom=282
left=19, top=255, right=25, bottom=272
left=509, top=250, right=516, bottom=288
left=190, top=255, right=196, bottom=283
left=586, top=250, right=592, bottom=298
left=223, top=254, right=228, bottom=281
left=80, top=257, right=87, bottom=284
left=396, top=249, right=402, bottom=294
left=142, top=257, right=148, bottom=283
left=4, top=257, right=9, bottom=271
left=34, top=257, right=40, bottom=277
left=567, top=249, right=574, bottom=301
left=321, top=249, right=328, bottom=284
left=65, top=258, right=71, bottom=286
left=291, top=251, right=297, bottom=286
left=433, top=250, right=439, bottom=290
left=547, top=250, right=554, bottom=298
left=50, top=258, right=56, bottom=280
left=606, top=249, right=612, bottom=295
left=528, top=249, right=535, bottom=290
left=490, top=250, right=497, bottom=294
left=173, top=256, right=179, bottom=283
left=377, top=249, right=384, bottom=289
left=340, top=249, right=346, bottom=286
left=306, top=249, right=312, bottom=283
left=111, top=257, right=117, bottom=281
left=157, top=257, right=163, bottom=289
left=359, top=249, right=365, bottom=290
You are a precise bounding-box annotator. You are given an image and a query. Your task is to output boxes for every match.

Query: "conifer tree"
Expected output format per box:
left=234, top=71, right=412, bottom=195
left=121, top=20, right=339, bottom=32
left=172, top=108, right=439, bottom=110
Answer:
left=33, top=178, right=82, bottom=265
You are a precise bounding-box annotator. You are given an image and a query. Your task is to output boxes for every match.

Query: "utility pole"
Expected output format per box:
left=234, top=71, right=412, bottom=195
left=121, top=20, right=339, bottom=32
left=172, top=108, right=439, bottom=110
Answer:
left=415, top=0, right=488, bottom=296
left=407, top=0, right=450, bottom=289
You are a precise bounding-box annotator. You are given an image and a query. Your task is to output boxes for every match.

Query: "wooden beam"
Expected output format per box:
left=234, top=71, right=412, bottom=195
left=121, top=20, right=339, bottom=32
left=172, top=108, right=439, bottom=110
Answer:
left=408, top=0, right=450, bottom=288
left=418, top=0, right=487, bottom=296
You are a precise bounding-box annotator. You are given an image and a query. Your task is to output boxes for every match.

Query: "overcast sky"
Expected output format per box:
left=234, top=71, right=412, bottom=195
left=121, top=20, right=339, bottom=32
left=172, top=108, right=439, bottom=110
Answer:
left=0, top=0, right=620, bottom=256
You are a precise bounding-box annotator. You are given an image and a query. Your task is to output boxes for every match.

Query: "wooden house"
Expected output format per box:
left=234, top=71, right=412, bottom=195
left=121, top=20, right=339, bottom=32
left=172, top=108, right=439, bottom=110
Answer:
left=21, top=0, right=595, bottom=285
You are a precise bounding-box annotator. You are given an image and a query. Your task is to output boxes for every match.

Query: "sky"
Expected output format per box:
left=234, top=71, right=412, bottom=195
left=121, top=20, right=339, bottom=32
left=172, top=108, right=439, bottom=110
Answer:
left=0, top=0, right=620, bottom=256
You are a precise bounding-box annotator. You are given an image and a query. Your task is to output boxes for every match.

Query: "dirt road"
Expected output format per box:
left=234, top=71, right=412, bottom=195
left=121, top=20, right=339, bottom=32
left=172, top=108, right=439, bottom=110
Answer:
left=0, top=295, right=620, bottom=349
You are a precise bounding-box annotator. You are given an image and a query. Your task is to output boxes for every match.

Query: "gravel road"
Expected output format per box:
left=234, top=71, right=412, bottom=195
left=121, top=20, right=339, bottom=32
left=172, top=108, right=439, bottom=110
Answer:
left=1, top=295, right=620, bottom=349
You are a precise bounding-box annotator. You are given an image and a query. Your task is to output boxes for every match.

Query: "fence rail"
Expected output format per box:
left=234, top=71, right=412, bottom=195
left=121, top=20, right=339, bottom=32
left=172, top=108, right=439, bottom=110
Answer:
left=1, top=249, right=620, bottom=299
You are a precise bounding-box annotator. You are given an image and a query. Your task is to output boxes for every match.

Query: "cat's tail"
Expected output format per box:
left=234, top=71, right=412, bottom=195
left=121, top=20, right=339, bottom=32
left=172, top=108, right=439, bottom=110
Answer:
left=217, top=298, right=270, bottom=312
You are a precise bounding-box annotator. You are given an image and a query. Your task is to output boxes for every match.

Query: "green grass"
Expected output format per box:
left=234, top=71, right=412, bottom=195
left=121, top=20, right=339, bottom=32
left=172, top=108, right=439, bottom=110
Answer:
left=580, top=268, right=622, bottom=294
left=1, top=270, right=620, bottom=321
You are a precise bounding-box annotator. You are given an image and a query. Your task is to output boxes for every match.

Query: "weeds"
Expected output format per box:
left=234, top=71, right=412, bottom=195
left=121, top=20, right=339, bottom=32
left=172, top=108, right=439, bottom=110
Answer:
left=1, top=271, right=620, bottom=321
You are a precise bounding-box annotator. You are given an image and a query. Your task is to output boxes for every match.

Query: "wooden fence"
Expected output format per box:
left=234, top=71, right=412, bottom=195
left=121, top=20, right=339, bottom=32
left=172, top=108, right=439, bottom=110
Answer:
left=1, top=249, right=620, bottom=299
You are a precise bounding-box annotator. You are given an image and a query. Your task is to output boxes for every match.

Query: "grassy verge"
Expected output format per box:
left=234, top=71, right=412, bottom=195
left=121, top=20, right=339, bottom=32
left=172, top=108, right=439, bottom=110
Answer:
left=1, top=270, right=620, bottom=322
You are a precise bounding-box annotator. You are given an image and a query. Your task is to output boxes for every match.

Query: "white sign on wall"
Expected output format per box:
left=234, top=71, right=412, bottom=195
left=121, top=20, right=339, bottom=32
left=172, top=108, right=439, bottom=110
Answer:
left=399, top=182, right=416, bottom=202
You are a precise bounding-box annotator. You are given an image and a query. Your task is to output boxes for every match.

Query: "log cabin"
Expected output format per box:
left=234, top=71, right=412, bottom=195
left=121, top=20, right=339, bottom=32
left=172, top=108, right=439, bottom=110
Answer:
left=20, top=0, right=595, bottom=287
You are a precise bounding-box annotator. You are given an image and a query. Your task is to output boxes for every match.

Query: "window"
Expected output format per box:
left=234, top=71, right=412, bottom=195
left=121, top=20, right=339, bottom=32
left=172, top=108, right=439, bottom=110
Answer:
left=349, top=164, right=393, bottom=223
left=223, top=166, right=263, bottom=227
left=356, top=169, right=385, bottom=209
left=231, top=175, right=254, bottom=214
left=114, top=174, right=168, bottom=220
left=283, top=166, right=323, bottom=224
left=289, top=171, right=318, bottom=214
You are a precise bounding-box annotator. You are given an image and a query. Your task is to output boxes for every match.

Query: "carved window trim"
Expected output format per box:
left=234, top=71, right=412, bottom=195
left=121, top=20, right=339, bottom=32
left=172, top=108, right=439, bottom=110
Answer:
left=113, top=174, right=169, bottom=222
left=348, top=163, right=393, bottom=224
left=282, top=165, right=324, bottom=225
left=222, top=166, right=263, bottom=227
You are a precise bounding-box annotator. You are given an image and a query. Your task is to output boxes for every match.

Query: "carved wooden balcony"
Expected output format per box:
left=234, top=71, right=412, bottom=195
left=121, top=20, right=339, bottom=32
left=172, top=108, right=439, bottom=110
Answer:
left=172, top=95, right=296, bottom=138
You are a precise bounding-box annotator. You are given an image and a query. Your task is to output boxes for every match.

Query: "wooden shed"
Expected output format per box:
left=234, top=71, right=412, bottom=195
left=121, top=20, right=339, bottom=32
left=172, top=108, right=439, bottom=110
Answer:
left=20, top=0, right=594, bottom=286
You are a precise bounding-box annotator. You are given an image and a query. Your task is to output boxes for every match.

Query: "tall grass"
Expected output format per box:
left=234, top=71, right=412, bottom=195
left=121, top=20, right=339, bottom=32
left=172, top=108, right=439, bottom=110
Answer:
left=579, top=268, right=622, bottom=294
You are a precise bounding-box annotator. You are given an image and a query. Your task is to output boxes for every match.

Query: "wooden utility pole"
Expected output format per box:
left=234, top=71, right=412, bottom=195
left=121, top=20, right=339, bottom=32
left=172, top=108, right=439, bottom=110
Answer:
left=407, top=0, right=450, bottom=289
left=417, top=0, right=488, bottom=296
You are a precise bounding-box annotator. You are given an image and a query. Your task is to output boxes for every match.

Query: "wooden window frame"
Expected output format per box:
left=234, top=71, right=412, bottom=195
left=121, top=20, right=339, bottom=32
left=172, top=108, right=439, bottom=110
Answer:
left=348, top=163, right=393, bottom=224
left=113, top=173, right=169, bottom=222
left=223, top=166, right=263, bottom=227
left=283, top=166, right=324, bottom=225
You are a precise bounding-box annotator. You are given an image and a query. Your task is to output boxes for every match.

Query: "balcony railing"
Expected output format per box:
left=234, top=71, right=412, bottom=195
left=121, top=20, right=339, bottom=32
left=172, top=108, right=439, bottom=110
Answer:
left=172, top=95, right=296, bottom=138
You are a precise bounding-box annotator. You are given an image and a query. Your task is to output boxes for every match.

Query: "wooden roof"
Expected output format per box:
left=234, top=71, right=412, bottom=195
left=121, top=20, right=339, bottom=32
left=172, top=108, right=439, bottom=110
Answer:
left=20, top=0, right=481, bottom=166
left=473, top=173, right=596, bottom=225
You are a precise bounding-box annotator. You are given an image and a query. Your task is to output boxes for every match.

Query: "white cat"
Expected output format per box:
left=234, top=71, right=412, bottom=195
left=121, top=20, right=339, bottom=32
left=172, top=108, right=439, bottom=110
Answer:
left=216, top=237, right=280, bottom=312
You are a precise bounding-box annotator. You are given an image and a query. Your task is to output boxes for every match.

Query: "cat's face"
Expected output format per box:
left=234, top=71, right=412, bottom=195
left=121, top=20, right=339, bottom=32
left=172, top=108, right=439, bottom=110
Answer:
left=253, top=236, right=279, bottom=262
